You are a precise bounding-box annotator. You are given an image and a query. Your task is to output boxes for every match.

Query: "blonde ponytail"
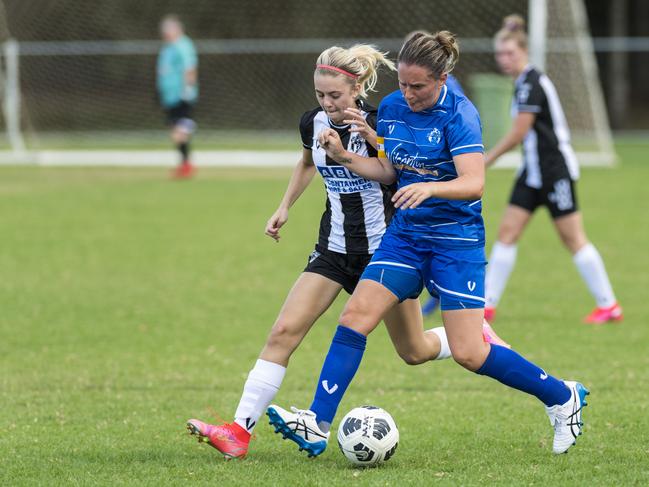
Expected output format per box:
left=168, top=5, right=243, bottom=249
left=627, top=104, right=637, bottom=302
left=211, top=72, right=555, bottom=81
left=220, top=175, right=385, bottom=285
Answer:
left=315, top=44, right=396, bottom=98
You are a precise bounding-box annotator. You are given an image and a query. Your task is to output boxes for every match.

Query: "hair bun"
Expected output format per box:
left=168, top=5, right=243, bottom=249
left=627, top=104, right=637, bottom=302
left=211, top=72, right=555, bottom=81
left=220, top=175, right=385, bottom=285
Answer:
left=502, top=14, right=526, bottom=33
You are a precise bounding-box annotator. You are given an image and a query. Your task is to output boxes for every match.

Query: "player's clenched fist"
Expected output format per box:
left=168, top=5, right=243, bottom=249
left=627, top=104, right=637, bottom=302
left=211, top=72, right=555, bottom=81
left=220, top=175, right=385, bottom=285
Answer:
left=318, top=128, right=346, bottom=161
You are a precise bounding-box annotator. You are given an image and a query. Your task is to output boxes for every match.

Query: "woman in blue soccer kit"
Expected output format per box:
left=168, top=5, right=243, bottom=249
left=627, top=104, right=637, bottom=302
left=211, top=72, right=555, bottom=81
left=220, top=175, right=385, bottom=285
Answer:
left=184, top=44, right=507, bottom=459
left=268, top=31, right=589, bottom=456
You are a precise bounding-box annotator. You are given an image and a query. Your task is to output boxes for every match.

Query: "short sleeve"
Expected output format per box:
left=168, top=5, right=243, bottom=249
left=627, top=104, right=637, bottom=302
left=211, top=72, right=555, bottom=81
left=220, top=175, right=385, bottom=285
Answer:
left=446, top=101, right=484, bottom=156
left=515, top=77, right=544, bottom=113
left=299, top=109, right=317, bottom=150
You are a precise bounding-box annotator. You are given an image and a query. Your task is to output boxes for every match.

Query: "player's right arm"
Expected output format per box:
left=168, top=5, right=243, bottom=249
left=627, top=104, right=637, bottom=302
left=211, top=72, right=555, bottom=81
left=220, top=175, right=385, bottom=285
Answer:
left=265, top=148, right=316, bottom=242
left=318, top=128, right=396, bottom=185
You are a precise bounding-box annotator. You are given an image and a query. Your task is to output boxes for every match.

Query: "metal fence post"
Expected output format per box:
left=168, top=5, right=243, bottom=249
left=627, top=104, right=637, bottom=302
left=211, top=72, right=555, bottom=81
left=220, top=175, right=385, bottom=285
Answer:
left=3, top=39, right=26, bottom=154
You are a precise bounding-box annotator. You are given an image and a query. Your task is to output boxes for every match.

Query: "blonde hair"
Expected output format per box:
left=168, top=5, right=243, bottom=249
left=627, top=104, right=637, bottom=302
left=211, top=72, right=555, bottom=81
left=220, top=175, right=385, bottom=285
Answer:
left=495, top=14, right=528, bottom=49
left=315, top=44, right=396, bottom=98
left=397, top=30, right=459, bottom=79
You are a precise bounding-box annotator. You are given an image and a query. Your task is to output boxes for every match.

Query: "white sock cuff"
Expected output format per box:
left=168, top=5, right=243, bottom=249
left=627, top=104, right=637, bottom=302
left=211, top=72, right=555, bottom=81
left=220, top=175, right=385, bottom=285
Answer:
left=430, top=327, right=451, bottom=360
left=573, top=242, right=596, bottom=264
left=248, top=359, right=286, bottom=389
left=492, top=241, right=518, bottom=258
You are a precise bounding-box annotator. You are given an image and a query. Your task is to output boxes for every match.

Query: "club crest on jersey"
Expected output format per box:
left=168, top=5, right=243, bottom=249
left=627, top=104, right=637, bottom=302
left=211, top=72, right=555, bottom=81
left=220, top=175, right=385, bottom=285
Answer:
left=349, top=133, right=363, bottom=153
left=427, top=128, right=442, bottom=144
left=518, top=83, right=532, bottom=104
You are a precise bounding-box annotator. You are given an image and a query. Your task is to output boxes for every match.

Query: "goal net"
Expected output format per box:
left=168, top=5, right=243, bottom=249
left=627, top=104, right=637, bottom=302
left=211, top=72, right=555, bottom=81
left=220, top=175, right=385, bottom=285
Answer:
left=0, top=0, right=615, bottom=167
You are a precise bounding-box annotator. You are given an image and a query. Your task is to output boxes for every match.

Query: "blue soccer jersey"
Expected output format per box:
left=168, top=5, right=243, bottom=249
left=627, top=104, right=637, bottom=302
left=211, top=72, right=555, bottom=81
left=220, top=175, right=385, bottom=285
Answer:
left=376, top=85, right=485, bottom=248
left=157, top=35, right=198, bottom=108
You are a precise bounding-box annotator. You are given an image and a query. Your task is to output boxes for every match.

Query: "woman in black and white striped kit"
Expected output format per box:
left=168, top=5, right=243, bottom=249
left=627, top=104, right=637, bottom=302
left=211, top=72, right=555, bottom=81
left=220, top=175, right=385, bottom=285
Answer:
left=484, top=14, right=622, bottom=324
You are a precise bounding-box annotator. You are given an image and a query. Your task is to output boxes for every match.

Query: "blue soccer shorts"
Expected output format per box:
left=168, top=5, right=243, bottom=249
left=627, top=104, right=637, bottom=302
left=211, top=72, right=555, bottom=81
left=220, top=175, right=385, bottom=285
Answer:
left=361, top=229, right=486, bottom=310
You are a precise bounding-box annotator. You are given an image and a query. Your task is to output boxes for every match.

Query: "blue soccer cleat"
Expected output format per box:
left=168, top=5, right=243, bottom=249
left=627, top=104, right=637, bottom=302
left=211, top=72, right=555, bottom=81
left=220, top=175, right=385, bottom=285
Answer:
left=267, top=405, right=329, bottom=458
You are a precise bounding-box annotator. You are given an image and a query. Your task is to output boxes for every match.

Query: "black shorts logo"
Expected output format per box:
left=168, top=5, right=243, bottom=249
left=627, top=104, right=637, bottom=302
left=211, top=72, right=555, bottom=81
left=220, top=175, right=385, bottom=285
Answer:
left=548, top=179, right=574, bottom=211
left=308, top=250, right=321, bottom=264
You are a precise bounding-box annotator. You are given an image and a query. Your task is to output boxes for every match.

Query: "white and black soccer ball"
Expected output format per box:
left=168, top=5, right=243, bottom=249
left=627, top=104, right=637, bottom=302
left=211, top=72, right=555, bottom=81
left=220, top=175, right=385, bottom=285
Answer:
left=337, top=406, right=399, bottom=466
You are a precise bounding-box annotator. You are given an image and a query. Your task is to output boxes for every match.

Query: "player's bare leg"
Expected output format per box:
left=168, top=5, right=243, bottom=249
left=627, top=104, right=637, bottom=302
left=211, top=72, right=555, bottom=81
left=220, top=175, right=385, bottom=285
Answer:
left=171, top=124, right=195, bottom=178
left=188, top=273, right=342, bottom=458
left=553, top=212, right=622, bottom=323
left=385, top=299, right=509, bottom=365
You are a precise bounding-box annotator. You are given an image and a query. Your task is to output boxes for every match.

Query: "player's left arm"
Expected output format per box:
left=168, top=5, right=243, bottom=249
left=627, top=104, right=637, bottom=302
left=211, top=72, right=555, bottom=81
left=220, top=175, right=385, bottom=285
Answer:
left=181, top=41, right=198, bottom=98
left=484, top=112, right=535, bottom=167
left=392, top=152, right=484, bottom=209
left=185, top=67, right=197, bottom=86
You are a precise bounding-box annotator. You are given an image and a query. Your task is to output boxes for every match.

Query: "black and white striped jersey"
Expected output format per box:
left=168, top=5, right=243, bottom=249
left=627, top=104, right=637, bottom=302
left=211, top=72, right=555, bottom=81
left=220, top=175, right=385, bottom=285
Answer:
left=512, top=65, right=579, bottom=188
left=300, top=101, right=394, bottom=255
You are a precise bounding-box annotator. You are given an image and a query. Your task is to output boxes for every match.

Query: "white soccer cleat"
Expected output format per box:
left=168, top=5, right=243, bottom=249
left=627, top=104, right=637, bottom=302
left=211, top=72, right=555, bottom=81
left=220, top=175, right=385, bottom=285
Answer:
left=545, top=380, right=590, bottom=454
left=267, top=404, right=329, bottom=457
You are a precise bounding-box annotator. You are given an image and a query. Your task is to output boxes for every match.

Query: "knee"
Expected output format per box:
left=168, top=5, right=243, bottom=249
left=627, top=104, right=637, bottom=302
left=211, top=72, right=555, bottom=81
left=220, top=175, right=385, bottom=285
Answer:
left=398, top=350, right=428, bottom=366
left=497, top=223, right=520, bottom=245
left=266, top=318, right=301, bottom=350
left=339, top=300, right=367, bottom=329
left=172, top=130, right=188, bottom=144
left=451, top=345, right=485, bottom=372
left=562, top=234, right=588, bottom=254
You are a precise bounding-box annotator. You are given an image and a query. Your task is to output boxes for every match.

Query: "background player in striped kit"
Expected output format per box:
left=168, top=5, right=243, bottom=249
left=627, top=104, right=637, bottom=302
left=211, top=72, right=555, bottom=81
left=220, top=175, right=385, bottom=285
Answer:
left=185, top=44, right=506, bottom=459
left=267, top=30, right=588, bottom=457
left=157, top=15, right=198, bottom=179
left=483, top=15, right=622, bottom=324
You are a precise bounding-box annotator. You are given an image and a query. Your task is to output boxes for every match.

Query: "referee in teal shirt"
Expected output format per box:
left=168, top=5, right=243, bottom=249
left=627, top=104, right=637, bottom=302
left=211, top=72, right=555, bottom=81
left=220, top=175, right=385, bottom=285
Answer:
left=157, top=15, right=198, bottom=178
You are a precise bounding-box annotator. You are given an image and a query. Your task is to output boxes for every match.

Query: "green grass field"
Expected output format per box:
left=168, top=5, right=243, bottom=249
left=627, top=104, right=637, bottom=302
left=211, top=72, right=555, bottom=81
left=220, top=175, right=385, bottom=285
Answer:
left=1, top=142, right=648, bottom=486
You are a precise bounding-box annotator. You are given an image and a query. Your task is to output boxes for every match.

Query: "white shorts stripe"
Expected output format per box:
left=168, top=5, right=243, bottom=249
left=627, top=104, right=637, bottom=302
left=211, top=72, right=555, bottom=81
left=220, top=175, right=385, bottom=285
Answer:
left=368, top=261, right=416, bottom=270
left=420, top=236, right=480, bottom=242
left=429, top=278, right=486, bottom=303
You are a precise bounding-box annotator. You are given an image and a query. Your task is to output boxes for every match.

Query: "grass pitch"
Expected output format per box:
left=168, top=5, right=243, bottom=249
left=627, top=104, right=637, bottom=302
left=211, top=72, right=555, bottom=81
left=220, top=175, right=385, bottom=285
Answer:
left=1, top=142, right=648, bottom=486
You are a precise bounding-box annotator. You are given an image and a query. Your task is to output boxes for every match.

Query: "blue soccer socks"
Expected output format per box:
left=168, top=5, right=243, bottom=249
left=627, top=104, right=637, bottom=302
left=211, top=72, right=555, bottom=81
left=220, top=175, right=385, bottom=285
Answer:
left=310, top=325, right=367, bottom=428
left=477, top=344, right=571, bottom=407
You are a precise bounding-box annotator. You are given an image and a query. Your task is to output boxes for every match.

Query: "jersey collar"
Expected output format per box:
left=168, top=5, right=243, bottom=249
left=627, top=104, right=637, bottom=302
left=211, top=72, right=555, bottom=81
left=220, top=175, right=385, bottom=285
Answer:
left=421, top=84, right=448, bottom=113
left=515, top=64, right=535, bottom=85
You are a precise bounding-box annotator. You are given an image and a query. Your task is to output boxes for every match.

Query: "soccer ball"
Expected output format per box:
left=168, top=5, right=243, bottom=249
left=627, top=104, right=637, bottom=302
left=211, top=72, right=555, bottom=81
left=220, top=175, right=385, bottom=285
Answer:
left=337, top=406, right=399, bottom=466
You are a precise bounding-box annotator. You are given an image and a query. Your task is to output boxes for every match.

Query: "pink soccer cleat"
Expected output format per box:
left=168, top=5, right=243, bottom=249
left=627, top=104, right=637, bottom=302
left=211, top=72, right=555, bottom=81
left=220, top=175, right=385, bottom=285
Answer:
left=484, top=307, right=496, bottom=324
left=186, top=419, right=250, bottom=459
left=482, top=320, right=511, bottom=348
left=583, top=303, right=623, bottom=324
